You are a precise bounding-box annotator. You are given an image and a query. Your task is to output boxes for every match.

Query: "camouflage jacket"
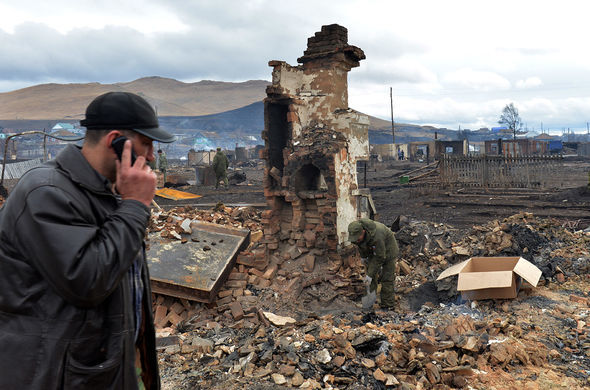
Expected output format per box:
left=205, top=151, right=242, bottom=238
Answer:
left=212, top=151, right=229, bottom=175
left=158, top=152, right=168, bottom=170
left=356, top=218, right=399, bottom=262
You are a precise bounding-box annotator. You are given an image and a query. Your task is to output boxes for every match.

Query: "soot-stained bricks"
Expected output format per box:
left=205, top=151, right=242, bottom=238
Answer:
left=260, top=24, right=372, bottom=266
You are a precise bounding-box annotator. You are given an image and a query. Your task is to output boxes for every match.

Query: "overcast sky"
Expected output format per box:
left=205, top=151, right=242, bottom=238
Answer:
left=1, top=0, right=589, bottom=134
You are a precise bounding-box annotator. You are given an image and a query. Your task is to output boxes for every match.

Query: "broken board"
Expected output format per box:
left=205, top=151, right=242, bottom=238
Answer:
left=155, top=188, right=202, bottom=200
left=146, top=220, right=250, bottom=303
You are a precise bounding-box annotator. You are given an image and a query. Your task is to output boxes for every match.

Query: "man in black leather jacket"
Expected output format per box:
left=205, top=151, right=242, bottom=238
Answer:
left=0, top=92, right=176, bottom=389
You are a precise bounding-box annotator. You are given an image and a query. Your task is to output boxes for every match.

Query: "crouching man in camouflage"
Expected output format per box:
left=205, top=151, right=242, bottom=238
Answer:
left=348, top=218, right=399, bottom=309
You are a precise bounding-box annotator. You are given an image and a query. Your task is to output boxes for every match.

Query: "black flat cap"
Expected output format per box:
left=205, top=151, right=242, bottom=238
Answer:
left=80, top=92, right=177, bottom=143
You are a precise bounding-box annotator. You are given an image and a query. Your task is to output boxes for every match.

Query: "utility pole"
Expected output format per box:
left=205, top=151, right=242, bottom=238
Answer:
left=390, top=87, right=395, bottom=145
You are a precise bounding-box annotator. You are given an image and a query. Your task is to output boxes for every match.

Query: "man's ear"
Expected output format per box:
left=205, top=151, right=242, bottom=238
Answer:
left=104, top=131, right=123, bottom=150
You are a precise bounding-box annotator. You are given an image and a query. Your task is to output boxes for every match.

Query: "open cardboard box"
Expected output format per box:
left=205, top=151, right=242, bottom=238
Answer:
left=436, top=256, right=542, bottom=300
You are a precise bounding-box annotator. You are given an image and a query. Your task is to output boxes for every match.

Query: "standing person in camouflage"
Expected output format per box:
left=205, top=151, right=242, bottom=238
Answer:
left=212, top=147, right=229, bottom=189
left=157, top=149, right=167, bottom=184
left=348, top=218, right=399, bottom=309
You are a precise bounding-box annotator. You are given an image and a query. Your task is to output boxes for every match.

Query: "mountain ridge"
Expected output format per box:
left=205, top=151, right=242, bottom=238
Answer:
left=0, top=77, right=270, bottom=120
left=0, top=77, right=454, bottom=143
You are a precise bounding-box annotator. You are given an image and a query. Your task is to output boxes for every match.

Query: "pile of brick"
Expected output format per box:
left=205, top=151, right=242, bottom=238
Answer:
left=156, top=211, right=589, bottom=389
left=149, top=204, right=263, bottom=234
left=147, top=204, right=265, bottom=330
left=258, top=127, right=350, bottom=273
left=152, top=294, right=200, bottom=330
left=158, top=287, right=589, bottom=389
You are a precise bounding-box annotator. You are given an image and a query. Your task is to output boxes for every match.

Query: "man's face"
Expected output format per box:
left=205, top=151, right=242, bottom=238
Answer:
left=356, top=229, right=366, bottom=244
left=128, top=132, right=155, bottom=162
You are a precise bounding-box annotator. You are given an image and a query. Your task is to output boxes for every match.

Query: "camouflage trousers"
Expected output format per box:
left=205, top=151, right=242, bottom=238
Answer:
left=366, top=256, right=396, bottom=308
left=216, top=172, right=228, bottom=189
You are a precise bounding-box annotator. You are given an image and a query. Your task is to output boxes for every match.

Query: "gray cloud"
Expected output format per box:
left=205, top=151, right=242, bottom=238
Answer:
left=2, top=0, right=590, bottom=133
left=0, top=22, right=272, bottom=84
left=0, top=6, right=429, bottom=87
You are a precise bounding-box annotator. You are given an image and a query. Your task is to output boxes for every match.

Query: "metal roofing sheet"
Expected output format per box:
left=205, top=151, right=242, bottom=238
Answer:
left=146, top=220, right=250, bottom=303
left=1, top=158, right=43, bottom=179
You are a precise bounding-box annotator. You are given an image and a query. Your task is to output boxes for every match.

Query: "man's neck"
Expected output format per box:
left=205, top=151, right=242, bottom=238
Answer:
left=81, top=143, right=116, bottom=183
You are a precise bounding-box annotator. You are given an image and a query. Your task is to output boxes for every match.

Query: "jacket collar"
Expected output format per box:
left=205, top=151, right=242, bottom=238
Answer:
left=55, top=144, right=113, bottom=194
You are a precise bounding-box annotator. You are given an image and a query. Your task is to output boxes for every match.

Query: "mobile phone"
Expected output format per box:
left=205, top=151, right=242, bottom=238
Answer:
left=111, top=136, right=137, bottom=165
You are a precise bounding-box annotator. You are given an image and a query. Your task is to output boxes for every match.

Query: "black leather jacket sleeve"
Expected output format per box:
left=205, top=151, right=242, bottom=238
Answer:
left=13, top=184, right=150, bottom=308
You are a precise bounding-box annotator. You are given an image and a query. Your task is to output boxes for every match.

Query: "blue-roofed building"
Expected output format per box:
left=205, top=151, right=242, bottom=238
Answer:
left=548, top=140, right=563, bottom=153
left=52, top=123, right=84, bottom=135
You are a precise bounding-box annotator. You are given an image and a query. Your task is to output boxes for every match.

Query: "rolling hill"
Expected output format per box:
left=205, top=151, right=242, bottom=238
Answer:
left=0, top=77, right=452, bottom=144
left=0, top=77, right=270, bottom=120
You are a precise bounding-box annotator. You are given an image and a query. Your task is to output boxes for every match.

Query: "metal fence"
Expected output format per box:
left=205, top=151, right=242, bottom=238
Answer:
left=439, top=154, right=563, bottom=188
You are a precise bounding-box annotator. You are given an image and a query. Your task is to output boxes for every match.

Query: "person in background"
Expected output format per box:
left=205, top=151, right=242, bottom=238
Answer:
left=0, top=91, right=176, bottom=389
left=157, top=149, right=168, bottom=184
left=212, top=146, right=229, bottom=190
left=348, top=218, right=399, bottom=310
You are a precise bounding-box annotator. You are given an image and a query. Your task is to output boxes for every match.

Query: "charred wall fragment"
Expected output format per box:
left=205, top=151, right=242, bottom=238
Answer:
left=259, top=24, right=373, bottom=267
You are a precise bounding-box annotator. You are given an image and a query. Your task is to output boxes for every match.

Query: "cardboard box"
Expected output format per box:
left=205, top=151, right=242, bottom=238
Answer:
left=436, top=256, right=542, bottom=300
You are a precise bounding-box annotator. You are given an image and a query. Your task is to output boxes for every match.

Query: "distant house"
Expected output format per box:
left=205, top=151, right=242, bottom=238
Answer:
left=491, top=126, right=509, bottom=133
left=49, top=129, right=79, bottom=141
left=485, top=138, right=551, bottom=156
left=534, top=133, right=557, bottom=141
left=548, top=140, right=563, bottom=153
left=52, top=123, right=84, bottom=135
left=468, top=142, right=484, bottom=154
left=434, top=140, right=467, bottom=157
left=52, top=123, right=75, bottom=131
left=191, top=132, right=217, bottom=151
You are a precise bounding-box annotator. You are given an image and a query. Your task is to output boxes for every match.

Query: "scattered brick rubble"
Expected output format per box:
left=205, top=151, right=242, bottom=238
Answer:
left=150, top=206, right=589, bottom=389
left=0, top=191, right=587, bottom=388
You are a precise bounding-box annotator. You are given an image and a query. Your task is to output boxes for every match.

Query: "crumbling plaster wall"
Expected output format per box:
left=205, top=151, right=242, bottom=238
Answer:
left=334, top=113, right=369, bottom=243
left=267, top=61, right=369, bottom=244
left=268, top=60, right=356, bottom=141
left=262, top=24, right=371, bottom=254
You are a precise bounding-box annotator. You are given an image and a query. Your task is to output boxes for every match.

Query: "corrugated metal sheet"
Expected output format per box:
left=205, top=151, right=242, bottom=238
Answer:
left=0, top=159, right=43, bottom=179
left=578, top=142, right=590, bottom=156
left=549, top=140, right=563, bottom=151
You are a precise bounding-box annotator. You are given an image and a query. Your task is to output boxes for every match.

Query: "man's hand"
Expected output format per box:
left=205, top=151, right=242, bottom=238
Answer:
left=115, top=139, right=156, bottom=207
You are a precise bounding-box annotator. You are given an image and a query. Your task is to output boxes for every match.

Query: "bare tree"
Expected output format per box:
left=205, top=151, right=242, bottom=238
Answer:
left=498, top=103, right=523, bottom=139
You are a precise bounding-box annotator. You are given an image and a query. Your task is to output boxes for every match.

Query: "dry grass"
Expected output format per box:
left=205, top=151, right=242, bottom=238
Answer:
left=0, top=77, right=269, bottom=120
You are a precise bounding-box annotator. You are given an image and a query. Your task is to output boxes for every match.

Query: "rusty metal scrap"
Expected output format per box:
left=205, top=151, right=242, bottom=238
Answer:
left=147, top=217, right=250, bottom=303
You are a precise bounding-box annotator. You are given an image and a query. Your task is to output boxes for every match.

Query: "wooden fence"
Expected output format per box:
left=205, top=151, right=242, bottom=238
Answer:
left=439, top=155, right=563, bottom=188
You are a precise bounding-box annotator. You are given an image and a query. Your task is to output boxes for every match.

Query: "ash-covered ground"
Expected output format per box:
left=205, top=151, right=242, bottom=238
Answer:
left=151, top=158, right=590, bottom=389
